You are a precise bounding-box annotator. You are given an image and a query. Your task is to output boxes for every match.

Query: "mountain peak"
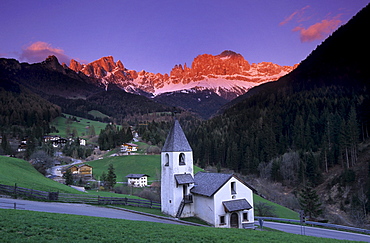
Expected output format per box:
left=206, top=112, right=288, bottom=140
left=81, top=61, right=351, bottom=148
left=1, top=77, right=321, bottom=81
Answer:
left=41, top=55, right=65, bottom=72
left=218, top=50, right=241, bottom=58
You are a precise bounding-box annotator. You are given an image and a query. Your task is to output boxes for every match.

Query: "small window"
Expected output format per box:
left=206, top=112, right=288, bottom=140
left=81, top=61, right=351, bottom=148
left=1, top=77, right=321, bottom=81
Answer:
left=165, top=153, right=169, bottom=166
left=220, top=215, right=225, bottom=225
left=179, top=153, right=185, bottom=165
left=243, top=212, right=248, bottom=222
left=231, top=182, right=236, bottom=194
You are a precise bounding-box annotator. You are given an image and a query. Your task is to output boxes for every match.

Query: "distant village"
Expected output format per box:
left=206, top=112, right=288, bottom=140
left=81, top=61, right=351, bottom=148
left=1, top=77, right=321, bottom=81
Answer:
left=0, top=128, right=151, bottom=189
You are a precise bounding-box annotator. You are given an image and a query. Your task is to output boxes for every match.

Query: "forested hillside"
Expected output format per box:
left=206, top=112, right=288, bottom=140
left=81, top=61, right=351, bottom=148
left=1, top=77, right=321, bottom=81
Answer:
left=188, top=4, right=370, bottom=223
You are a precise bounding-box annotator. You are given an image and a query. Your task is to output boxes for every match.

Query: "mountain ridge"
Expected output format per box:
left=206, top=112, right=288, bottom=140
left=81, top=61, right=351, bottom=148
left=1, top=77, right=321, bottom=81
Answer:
left=69, top=50, right=297, bottom=100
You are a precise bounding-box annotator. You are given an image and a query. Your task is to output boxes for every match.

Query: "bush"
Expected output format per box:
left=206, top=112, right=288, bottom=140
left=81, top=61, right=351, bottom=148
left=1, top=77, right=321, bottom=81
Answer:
left=255, top=201, right=277, bottom=217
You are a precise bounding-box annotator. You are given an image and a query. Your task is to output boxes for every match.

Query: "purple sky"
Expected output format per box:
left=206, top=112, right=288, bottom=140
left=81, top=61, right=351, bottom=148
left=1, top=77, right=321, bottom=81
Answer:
left=0, top=0, right=368, bottom=74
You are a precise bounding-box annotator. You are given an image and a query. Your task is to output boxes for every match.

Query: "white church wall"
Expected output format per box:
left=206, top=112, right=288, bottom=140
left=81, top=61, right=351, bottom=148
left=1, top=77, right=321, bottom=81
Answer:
left=193, top=195, right=215, bottom=225
left=161, top=151, right=194, bottom=217
left=213, top=177, right=254, bottom=228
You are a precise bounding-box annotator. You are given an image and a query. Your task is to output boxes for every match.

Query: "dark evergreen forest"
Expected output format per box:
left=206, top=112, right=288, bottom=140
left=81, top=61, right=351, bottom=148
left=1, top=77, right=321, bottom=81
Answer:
left=188, top=4, right=370, bottom=189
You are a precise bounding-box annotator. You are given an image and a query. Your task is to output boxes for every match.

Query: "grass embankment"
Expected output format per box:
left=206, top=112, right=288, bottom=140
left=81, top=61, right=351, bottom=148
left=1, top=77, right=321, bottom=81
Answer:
left=254, top=194, right=299, bottom=220
left=0, top=156, right=80, bottom=193
left=0, top=209, right=343, bottom=243
left=86, top=155, right=203, bottom=183
left=49, top=113, right=108, bottom=138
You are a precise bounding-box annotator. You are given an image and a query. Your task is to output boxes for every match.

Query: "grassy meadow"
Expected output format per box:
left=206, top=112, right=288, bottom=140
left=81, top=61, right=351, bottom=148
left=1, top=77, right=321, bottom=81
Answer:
left=0, top=209, right=343, bottom=243
left=86, top=155, right=204, bottom=183
left=49, top=114, right=109, bottom=138
left=0, top=156, right=81, bottom=193
left=254, top=194, right=298, bottom=220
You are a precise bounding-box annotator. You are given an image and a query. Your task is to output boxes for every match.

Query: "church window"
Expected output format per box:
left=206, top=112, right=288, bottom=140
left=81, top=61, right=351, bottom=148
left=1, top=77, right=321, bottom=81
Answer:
left=231, top=182, right=236, bottom=194
left=243, top=212, right=248, bottom=222
left=165, top=153, right=169, bottom=166
left=179, top=153, right=185, bottom=165
left=219, top=215, right=225, bottom=225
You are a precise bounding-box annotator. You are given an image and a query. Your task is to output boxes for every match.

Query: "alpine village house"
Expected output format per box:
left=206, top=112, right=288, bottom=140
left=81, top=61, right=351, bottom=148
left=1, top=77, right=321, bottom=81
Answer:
left=161, top=119, right=255, bottom=229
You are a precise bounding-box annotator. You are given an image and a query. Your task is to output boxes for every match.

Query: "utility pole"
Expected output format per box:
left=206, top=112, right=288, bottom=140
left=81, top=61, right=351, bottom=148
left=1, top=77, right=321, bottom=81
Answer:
left=300, top=210, right=306, bottom=235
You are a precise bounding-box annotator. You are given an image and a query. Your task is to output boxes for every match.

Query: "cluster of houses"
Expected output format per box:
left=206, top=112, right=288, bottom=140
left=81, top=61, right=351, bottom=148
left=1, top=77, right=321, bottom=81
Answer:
left=17, top=135, right=87, bottom=152
left=66, top=164, right=93, bottom=177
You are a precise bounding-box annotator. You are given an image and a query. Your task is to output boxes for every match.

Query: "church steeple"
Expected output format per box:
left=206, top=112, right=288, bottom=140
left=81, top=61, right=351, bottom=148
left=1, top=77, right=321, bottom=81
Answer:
left=161, top=118, right=194, bottom=218
left=162, top=119, right=192, bottom=152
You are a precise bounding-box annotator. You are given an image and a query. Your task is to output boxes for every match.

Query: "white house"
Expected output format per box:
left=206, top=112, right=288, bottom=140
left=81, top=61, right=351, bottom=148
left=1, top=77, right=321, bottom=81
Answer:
left=126, top=174, right=149, bottom=187
left=121, top=143, right=138, bottom=154
left=161, top=119, right=254, bottom=229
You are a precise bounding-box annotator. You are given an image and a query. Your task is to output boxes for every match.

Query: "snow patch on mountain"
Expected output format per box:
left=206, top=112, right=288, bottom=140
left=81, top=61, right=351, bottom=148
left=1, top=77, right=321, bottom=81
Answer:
left=151, top=77, right=261, bottom=96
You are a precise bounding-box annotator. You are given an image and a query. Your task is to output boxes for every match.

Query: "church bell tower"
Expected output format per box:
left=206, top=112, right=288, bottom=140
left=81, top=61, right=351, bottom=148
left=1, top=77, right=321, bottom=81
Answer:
left=161, top=118, right=194, bottom=218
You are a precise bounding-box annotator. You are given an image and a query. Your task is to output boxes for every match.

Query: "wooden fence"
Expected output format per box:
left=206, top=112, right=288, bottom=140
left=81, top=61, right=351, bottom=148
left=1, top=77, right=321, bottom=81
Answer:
left=0, top=184, right=160, bottom=209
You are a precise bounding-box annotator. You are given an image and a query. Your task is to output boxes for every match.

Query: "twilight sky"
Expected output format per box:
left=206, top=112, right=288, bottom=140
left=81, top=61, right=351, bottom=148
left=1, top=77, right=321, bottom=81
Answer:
left=0, top=0, right=368, bottom=74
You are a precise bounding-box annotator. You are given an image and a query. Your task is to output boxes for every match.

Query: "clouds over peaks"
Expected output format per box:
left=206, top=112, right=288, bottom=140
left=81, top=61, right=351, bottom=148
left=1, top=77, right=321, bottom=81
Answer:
left=20, top=41, right=71, bottom=64
left=292, top=16, right=342, bottom=42
left=281, top=6, right=343, bottom=43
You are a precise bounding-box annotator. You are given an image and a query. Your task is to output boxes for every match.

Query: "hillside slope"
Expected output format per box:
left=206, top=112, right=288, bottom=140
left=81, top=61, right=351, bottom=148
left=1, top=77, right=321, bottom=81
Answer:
left=0, top=57, right=179, bottom=122
left=189, top=3, right=370, bottom=225
left=0, top=156, right=80, bottom=193
left=86, top=155, right=203, bottom=182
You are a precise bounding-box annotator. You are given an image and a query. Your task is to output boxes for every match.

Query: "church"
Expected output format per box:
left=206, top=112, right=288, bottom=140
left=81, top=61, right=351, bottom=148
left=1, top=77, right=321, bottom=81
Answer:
left=161, top=119, right=255, bottom=229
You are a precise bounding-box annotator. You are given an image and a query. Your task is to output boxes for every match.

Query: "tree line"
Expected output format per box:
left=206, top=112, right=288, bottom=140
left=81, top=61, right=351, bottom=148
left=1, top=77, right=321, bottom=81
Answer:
left=188, top=84, right=368, bottom=187
left=98, top=124, right=133, bottom=150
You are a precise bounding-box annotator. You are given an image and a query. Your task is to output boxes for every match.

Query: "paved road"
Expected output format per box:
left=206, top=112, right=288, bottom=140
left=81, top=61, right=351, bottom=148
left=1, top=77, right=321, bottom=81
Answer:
left=261, top=221, right=370, bottom=242
left=2, top=197, right=370, bottom=241
left=0, top=197, right=187, bottom=226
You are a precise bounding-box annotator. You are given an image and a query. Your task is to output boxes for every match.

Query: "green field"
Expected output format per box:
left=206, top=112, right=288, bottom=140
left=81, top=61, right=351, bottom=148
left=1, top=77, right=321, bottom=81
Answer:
left=0, top=209, right=343, bottom=243
left=86, top=155, right=203, bottom=183
left=0, top=156, right=81, bottom=193
left=49, top=114, right=109, bottom=138
left=87, top=110, right=110, bottom=119
left=254, top=194, right=298, bottom=220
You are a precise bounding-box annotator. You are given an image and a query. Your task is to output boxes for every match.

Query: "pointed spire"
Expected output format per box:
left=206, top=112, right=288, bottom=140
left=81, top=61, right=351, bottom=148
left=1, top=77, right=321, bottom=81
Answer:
left=162, top=119, right=192, bottom=152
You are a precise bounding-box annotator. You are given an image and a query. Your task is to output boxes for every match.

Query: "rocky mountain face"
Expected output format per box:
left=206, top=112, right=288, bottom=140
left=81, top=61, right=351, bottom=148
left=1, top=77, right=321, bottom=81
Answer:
left=69, top=51, right=296, bottom=100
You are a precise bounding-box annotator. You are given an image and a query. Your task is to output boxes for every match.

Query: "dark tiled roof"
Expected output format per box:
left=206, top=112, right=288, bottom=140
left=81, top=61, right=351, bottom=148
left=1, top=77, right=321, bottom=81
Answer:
left=174, top=174, right=194, bottom=185
left=125, top=174, right=149, bottom=178
left=223, top=199, right=252, bottom=212
left=162, top=120, right=192, bottom=152
left=190, top=172, right=233, bottom=197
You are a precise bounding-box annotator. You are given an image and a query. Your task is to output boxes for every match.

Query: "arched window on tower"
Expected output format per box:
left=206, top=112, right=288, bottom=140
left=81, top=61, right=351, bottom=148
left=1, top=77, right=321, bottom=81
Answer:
left=165, top=153, right=169, bottom=166
left=179, top=153, right=185, bottom=165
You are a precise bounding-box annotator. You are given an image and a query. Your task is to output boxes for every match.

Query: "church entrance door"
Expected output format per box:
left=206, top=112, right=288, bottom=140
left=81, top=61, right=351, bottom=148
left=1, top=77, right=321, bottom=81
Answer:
left=230, top=213, right=239, bottom=228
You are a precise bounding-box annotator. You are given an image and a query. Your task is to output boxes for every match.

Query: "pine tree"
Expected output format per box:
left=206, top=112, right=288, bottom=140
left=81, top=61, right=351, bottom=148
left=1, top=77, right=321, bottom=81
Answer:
left=63, top=169, right=74, bottom=186
left=105, top=164, right=117, bottom=191
left=1, top=134, right=12, bottom=155
left=299, top=185, right=322, bottom=219
left=125, top=127, right=133, bottom=142
left=89, top=125, right=96, bottom=137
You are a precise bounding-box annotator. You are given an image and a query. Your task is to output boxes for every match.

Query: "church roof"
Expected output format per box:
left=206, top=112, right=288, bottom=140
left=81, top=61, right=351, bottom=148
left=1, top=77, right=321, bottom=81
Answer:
left=190, top=172, right=233, bottom=197
left=162, top=119, right=192, bottom=152
left=174, top=174, right=194, bottom=185
left=223, top=199, right=252, bottom=212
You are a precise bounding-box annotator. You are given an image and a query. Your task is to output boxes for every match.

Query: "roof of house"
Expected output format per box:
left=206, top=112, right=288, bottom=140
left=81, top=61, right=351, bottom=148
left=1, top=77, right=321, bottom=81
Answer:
left=174, top=174, right=194, bottom=185
left=162, top=119, right=192, bottom=152
left=125, top=173, right=149, bottom=178
left=190, top=172, right=233, bottom=197
left=78, top=164, right=92, bottom=168
left=223, top=199, right=252, bottom=212
left=123, top=143, right=138, bottom=147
